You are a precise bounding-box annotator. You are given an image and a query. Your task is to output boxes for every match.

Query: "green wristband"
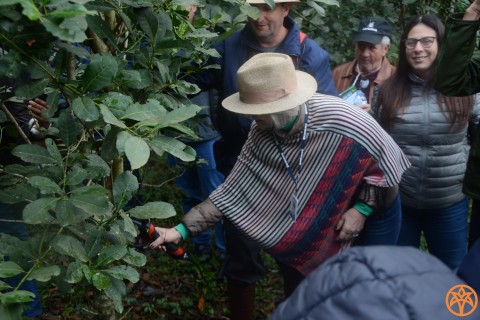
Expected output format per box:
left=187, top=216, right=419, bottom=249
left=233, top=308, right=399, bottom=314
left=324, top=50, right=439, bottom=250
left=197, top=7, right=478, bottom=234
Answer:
left=353, top=202, right=374, bottom=217
left=174, top=223, right=190, bottom=240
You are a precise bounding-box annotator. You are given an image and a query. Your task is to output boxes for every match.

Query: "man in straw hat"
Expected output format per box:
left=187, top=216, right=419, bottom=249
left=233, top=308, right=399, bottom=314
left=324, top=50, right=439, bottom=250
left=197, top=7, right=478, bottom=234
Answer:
left=187, top=1, right=337, bottom=318
left=152, top=53, right=410, bottom=318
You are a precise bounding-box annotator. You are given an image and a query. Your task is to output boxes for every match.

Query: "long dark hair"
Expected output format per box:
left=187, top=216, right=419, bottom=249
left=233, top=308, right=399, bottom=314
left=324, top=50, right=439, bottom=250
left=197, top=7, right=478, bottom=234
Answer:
left=376, top=14, right=474, bottom=130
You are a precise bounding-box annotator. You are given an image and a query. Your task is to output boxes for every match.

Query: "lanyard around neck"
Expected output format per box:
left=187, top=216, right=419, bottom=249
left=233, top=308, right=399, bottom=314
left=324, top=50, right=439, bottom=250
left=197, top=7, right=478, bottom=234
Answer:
left=273, top=103, right=309, bottom=192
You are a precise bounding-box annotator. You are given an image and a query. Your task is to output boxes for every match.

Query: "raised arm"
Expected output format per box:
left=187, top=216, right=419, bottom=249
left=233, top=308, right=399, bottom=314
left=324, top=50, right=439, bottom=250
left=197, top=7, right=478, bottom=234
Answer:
left=434, top=1, right=480, bottom=96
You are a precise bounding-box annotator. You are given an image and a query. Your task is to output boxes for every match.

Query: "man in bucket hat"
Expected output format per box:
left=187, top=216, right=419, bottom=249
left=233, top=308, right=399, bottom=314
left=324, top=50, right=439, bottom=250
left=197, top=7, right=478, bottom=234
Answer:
left=333, top=17, right=395, bottom=110
left=152, top=53, right=410, bottom=318
left=187, top=1, right=337, bottom=318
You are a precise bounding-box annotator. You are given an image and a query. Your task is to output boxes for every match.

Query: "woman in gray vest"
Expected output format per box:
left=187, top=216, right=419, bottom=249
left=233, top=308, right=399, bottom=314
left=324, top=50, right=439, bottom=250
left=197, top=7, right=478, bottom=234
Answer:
left=373, top=14, right=480, bottom=269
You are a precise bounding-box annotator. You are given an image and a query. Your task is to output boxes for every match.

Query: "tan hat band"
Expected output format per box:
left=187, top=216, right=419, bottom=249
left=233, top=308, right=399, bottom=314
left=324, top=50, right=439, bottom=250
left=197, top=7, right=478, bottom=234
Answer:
left=239, top=83, right=297, bottom=105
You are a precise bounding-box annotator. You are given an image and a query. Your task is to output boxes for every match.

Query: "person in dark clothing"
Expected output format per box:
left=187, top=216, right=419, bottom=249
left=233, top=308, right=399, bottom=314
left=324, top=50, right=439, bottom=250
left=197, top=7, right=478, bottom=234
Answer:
left=187, top=1, right=337, bottom=319
left=0, top=96, right=49, bottom=318
left=269, top=246, right=480, bottom=320
left=434, top=0, right=480, bottom=250
left=433, top=0, right=480, bottom=300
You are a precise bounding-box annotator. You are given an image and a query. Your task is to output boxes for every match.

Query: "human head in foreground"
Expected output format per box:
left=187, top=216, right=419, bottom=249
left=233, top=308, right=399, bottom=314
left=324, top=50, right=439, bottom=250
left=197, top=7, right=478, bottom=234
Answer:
left=269, top=246, right=480, bottom=319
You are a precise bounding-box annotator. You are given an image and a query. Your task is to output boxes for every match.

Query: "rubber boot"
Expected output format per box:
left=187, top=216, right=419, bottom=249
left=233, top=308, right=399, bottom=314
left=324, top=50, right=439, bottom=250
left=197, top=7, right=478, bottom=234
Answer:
left=227, top=283, right=255, bottom=320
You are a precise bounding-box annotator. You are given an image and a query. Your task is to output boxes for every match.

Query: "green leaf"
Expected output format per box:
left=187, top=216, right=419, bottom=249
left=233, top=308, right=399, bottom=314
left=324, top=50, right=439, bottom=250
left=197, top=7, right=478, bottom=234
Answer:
left=11, top=144, right=56, bottom=164
left=118, top=70, right=152, bottom=90
left=85, top=230, right=104, bottom=259
left=92, top=272, right=111, bottom=290
left=125, top=136, right=150, bottom=170
left=168, top=122, right=199, bottom=140
left=70, top=185, right=110, bottom=216
left=134, top=7, right=169, bottom=46
left=53, top=235, right=88, bottom=262
left=155, top=60, right=171, bottom=83
left=101, top=92, right=133, bottom=118
left=174, top=80, right=202, bottom=96
left=72, top=96, right=100, bottom=122
left=99, top=104, right=127, bottom=129
left=0, top=0, right=22, bottom=6
left=104, top=265, right=139, bottom=283
left=0, top=183, right=38, bottom=204
left=155, top=105, right=200, bottom=128
left=306, top=0, right=326, bottom=16
left=14, top=78, right=49, bottom=100
left=23, top=197, right=57, bottom=224
left=100, top=127, right=120, bottom=162
left=82, top=55, right=118, bottom=92
left=128, top=201, right=176, bottom=220
left=47, top=4, right=95, bottom=19
left=58, top=110, right=81, bottom=147
left=41, top=16, right=88, bottom=43
left=65, top=167, right=87, bottom=186
left=56, top=199, right=92, bottom=227
left=2, top=164, right=31, bottom=176
left=115, top=131, right=132, bottom=156
left=112, top=171, right=138, bottom=209
left=0, top=261, right=24, bottom=278
left=27, top=176, right=63, bottom=195
left=97, top=245, right=127, bottom=266
left=45, top=138, right=64, bottom=169
left=123, top=248, right=146, bottom=267
left=120, top=211, right=137, bottom=238
left=0, top=290, right=35, bottom=304
left=122, top=99, right=166, bottom=122
left=149, top=136, right=196, bottom=161
left=19, top=0, right=42, bottom=20
left=27, top=265, right=60, bottom=282
left=104, top=278, right=125, bottom=313
left=0, top=280, right=11, bottom=290
left=83, top=154, right=111, bottom=179
left=65, top=261, right=88, bottom=283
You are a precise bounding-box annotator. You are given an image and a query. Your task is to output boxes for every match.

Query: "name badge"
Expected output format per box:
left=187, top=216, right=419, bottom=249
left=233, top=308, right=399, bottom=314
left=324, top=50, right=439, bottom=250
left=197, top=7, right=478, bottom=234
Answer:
left=289, top=194, right=299, bottom=222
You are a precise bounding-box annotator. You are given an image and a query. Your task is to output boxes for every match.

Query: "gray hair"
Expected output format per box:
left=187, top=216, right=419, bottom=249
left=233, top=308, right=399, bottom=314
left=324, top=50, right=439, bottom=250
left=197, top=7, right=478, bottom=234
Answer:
left=380, top=36, right=391, bottom=48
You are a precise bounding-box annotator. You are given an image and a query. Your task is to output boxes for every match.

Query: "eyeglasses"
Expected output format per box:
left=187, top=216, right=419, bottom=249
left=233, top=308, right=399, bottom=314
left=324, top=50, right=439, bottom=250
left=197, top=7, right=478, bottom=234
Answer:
left=404, top=36, right=436, bottom=49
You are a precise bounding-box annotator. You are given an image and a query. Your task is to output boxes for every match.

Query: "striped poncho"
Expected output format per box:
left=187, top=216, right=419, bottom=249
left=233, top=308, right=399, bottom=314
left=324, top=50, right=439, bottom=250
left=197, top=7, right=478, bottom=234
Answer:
left=210, top=93, right=410, bottom=275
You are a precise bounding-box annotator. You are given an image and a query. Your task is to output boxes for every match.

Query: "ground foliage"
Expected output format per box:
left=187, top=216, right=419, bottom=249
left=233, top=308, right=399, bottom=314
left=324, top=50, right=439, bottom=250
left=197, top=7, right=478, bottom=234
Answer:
left=0, top=0, right=475, bottom=319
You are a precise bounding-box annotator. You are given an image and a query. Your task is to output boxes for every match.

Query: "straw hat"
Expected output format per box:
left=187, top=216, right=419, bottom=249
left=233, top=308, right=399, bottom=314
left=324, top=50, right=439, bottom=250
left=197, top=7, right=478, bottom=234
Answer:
left=222, top=53, right=317, bottom=115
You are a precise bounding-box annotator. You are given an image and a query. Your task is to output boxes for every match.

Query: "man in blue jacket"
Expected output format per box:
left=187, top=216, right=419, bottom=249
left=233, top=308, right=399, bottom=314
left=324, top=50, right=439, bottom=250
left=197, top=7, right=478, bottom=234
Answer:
left=188, top=1, right=337, bottom=318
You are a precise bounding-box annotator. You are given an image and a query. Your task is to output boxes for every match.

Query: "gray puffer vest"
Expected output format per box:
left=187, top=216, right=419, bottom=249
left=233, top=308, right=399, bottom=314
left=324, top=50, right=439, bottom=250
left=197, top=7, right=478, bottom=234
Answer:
left=383, top=74, right=479, bottom=209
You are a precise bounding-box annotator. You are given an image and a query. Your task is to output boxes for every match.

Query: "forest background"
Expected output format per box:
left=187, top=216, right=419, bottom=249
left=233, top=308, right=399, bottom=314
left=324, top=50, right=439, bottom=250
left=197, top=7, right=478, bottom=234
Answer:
left=0, top=0, right=473, bottom=319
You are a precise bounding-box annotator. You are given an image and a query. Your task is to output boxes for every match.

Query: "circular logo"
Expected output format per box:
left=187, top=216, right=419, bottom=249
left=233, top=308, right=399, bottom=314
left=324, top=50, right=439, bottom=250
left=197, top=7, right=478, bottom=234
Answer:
left=446, top=284, right=478, bottom=317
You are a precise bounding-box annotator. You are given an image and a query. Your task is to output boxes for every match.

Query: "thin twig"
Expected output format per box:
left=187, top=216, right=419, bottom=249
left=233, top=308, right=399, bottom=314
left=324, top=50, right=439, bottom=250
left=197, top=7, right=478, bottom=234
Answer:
left=0, top=101, right=31, bottom=144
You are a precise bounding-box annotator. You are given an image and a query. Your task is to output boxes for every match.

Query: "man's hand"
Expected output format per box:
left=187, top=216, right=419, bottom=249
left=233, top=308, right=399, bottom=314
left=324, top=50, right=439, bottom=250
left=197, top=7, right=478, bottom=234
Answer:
left=465, top=0, right=480, bottom=20
left=335, top=207, right=367, bottom=241
left=149, top=227, right=182, bottom=249
left=359, top=103, right=371, bottom=112
left=28, top=98, right=50, bottom=129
